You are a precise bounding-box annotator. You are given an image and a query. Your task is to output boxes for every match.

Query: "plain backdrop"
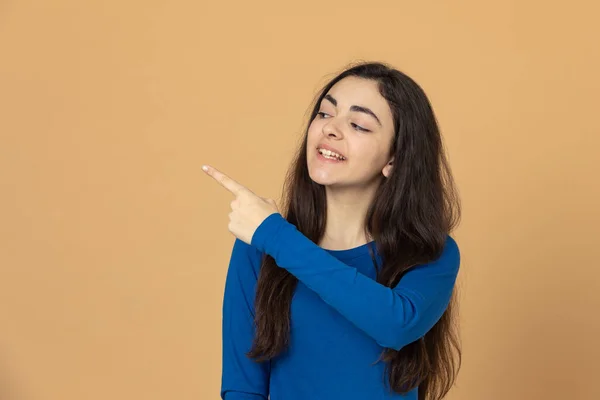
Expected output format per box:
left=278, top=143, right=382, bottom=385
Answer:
left=1, top=1, right=599, bottom=399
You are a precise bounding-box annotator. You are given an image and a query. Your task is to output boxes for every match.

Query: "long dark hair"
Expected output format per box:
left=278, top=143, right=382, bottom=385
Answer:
left=247, top=61, right=462, bottom=399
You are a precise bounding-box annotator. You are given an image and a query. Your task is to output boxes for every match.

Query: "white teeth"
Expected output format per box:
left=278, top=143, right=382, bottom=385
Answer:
left=318, top=148, right=346, bottom=160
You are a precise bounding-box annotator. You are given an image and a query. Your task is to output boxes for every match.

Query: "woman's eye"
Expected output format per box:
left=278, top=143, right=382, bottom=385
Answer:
left=316, top=112, right=369, bottom=132
left=352, top=123, right=369, bottom=132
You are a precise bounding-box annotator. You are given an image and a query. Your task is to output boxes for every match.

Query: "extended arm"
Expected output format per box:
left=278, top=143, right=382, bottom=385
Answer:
left=251, top=213, right=460, bottom=351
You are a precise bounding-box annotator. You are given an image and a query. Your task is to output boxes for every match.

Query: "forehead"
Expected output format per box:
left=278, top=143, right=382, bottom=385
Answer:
left=328, top=76, right=389, bottom=111
left=324, top=76, right=393, bottom=124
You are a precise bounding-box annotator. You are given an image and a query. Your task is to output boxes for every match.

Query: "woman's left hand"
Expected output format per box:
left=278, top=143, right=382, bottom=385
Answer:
left=202, top=164, right=280, bottom=245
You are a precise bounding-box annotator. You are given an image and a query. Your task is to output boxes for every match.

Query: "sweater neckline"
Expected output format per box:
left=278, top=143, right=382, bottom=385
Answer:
left=321, top=240, right=377, bottom=262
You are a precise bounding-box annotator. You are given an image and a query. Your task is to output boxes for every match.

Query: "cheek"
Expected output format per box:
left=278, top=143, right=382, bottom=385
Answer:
left=352, top=146, right=388, bottom=171
left=306, top=122, right=319, bottom=154
left=307, top=119, right=321, bottom=136
left=306, top=121, right=323, bottom=147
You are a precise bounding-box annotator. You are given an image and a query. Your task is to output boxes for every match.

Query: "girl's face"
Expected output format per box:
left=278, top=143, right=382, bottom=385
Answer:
left=306, top=76, right=396, bottom=188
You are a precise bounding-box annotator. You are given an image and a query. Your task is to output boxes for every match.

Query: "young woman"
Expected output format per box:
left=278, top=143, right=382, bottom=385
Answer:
left=214, top=61, right=462, bottom=400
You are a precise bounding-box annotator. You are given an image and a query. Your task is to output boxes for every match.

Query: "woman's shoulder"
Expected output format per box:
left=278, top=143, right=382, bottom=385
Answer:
left=431, top=234, right=461, bottom=272
left=404, top=235, right=460, bottom=273
left=444, top=234, right=460, bottom=257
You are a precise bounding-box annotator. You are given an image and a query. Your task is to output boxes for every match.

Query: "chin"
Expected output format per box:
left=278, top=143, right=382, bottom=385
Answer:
left=307, top=168, right=337, bottom=187
left=310, top=177, right=332, bottom=186
left=306, top=154, right=346, bottom=186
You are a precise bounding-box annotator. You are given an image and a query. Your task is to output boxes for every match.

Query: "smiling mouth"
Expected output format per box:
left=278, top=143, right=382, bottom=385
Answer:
left=316, top=147, right=346, bottom=161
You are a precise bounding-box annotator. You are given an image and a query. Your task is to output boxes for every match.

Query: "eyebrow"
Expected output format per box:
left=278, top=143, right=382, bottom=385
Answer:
left=323, top=94, right=382, bottom=127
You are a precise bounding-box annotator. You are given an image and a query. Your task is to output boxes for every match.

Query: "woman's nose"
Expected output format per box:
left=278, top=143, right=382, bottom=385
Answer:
left=323, top=119, right=343, bottom=138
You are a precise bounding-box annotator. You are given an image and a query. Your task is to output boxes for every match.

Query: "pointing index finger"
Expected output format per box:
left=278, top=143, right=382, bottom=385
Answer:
left=203, top=165, right=247, bottom=196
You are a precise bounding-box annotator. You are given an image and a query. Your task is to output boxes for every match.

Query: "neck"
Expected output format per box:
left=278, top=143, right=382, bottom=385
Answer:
left=318, top=180, right=380, bottom=251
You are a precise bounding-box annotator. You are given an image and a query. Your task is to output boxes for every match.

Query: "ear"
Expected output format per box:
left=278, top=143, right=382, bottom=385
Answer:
left=382, top=158, right=393, bottom=178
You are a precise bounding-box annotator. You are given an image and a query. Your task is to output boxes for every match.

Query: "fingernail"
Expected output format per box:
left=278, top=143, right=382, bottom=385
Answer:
left=202, top=165, right=208, bottom=172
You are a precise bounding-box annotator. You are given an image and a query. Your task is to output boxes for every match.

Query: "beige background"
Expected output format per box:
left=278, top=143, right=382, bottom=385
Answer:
left=1, top=1, right=599, bottom=399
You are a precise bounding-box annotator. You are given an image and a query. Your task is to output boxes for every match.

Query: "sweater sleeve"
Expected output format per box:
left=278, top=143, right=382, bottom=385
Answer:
left=251, top=213, right=461, bottom=351
left=221, top=238, right=270, bottom=400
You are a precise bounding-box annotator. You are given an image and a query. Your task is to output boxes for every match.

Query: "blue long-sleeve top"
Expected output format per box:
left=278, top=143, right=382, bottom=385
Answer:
left=221, top=212, right=460, bottom=400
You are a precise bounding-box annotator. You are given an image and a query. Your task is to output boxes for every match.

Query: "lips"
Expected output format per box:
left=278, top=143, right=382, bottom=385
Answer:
left=316, top=143, right=346, bottom=158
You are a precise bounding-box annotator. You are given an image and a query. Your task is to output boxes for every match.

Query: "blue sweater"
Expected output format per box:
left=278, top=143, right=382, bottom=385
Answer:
left=221, top=213, right=460, bottom=400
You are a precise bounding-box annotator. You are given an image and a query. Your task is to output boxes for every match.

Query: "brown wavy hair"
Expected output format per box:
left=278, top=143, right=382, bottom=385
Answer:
left=247, top=61, right=462, bottom=399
